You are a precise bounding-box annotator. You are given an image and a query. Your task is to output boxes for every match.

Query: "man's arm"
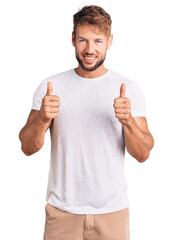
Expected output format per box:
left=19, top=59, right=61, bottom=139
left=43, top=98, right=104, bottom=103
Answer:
left=19, top=81, right=60, bottom=156
left=123, top=116, right=154, bottom=162
left=113, top=83, right=154, bottom=163
left=19, top=110, right=52, bottom=156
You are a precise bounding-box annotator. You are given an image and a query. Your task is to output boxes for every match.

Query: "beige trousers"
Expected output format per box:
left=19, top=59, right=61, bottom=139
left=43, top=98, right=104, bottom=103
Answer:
left=43, top=203, right=130, bottom=240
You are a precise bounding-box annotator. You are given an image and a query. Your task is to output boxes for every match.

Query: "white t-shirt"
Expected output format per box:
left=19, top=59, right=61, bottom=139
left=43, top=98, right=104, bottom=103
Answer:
left=31, top=68, right=146, bottom=214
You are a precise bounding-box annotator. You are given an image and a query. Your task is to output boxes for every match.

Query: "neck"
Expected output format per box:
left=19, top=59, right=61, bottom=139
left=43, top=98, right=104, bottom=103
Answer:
left=74, top=65, right=108, bottom=78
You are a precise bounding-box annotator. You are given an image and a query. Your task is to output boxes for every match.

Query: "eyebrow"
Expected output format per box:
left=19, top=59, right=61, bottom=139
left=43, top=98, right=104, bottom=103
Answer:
left=78, top=37, right=104, bottom=41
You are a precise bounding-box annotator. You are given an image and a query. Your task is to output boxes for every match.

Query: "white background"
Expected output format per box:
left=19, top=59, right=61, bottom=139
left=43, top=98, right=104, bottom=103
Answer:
left=0, top=0, right=173, bottom=239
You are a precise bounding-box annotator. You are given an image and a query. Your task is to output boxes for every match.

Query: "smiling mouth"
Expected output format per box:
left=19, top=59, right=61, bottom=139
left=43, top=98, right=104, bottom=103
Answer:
left=83, top=55, right=97, bottom=63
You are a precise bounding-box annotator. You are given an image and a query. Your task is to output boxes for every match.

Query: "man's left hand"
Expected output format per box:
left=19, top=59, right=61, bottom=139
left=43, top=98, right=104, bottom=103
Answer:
left=113, top=83, right=132, bottom=125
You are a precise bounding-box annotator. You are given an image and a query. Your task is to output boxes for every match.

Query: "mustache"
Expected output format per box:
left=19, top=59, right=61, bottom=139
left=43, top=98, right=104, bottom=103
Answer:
left=83, top=53, right=97, bottom=56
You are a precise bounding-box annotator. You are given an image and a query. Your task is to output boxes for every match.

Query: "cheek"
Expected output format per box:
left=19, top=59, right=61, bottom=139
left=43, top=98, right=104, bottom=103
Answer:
left=76, top=45, right=85, bottom=54
left=98, top=47, right=107, bottom=57
left=103, top=44, right=108, bottom=51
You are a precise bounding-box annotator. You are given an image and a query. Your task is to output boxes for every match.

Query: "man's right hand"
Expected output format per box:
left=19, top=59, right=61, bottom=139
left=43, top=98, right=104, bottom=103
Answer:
left=38, top=81, right=61, bottom=123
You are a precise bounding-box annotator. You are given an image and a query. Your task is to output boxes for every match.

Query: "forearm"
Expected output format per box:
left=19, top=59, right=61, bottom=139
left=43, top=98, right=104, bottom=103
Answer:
left=123, top=116, right=153, bottom=162
left=19, top=112, right=51, bottom=156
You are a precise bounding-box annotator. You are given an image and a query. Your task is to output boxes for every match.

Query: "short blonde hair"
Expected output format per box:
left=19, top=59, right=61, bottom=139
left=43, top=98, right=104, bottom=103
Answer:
left=73, top=5, right=112, bottom=39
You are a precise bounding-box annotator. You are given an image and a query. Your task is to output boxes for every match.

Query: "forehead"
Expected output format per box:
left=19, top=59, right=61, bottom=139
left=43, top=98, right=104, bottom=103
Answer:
left=76, top=24, right=107, bottom=39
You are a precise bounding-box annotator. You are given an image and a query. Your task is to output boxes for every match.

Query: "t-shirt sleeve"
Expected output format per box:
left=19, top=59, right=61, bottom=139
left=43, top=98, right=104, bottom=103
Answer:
left=130, top=81, right=146, bottom=117
left=31, top=78, right=48, bottom=110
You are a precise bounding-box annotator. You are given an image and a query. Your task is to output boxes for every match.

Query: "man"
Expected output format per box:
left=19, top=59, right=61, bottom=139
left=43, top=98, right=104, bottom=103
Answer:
left=19, top=5, right=154, bottom=240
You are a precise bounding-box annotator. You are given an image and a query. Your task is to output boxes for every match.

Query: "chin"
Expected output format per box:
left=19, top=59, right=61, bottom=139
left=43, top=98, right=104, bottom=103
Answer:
left=76, top=55, right=105, bottom=72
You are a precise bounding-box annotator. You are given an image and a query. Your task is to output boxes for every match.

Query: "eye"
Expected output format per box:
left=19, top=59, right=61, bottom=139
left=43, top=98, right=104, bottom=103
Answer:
left=80, top=39, right=86, bottom=42
left=96, top=40, right=102, bottom=43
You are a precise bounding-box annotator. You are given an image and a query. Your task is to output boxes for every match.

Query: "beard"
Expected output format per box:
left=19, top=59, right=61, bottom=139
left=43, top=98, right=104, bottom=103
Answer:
left=75, top=53, right=106, bottom=72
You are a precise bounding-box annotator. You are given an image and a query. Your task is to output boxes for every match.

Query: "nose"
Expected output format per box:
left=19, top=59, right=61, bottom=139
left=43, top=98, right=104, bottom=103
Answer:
left=85, top=41, right=95, bottom=54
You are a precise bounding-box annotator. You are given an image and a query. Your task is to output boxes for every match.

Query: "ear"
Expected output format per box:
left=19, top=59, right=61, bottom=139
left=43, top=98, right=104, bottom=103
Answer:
left=107, top=34, right=113, bottom=50
left=72, top=31, right=75, bottom=47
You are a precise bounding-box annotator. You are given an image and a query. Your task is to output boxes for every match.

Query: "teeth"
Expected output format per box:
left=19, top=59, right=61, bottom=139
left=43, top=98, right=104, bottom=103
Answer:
left=85, top=56, right=95, bottom=59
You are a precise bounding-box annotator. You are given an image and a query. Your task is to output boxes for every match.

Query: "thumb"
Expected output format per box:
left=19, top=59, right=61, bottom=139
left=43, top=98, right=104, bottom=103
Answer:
left=120, top=83, right=126, bottom=98
left=46, top=81, right=53, bottom=96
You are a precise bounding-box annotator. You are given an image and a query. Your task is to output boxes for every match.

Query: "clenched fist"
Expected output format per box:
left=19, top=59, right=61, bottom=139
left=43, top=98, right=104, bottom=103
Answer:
left=38, top=81, right=61, bottom=123
left=113, top=83, right=132, bottom=125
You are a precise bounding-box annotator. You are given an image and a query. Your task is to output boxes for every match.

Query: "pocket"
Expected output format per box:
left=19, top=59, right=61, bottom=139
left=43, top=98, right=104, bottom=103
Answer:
left=45, top=203, right=49, bottom=211
left=45, top=203, right=54, bottom=220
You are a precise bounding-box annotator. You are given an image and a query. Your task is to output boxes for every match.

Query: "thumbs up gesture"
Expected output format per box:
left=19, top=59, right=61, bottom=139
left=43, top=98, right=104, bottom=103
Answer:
left=113, top=83, right=132, bottom=125
left=39, top=81, right=61, bottom=123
